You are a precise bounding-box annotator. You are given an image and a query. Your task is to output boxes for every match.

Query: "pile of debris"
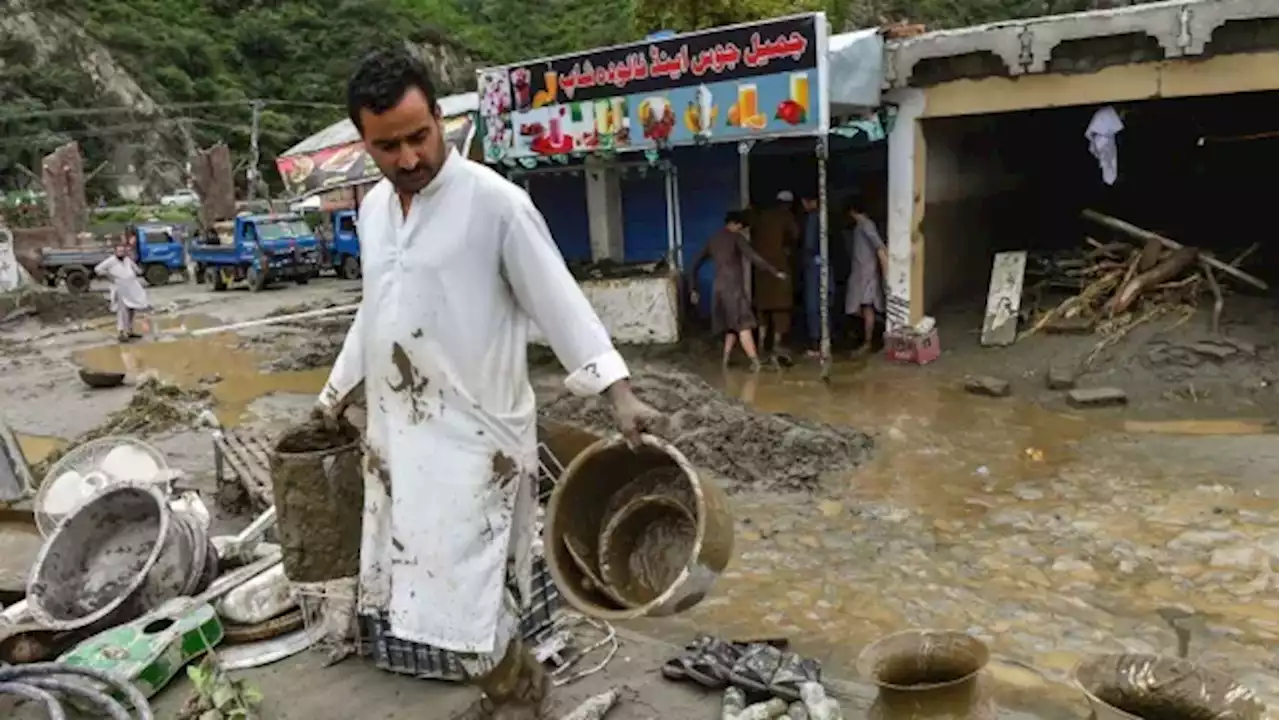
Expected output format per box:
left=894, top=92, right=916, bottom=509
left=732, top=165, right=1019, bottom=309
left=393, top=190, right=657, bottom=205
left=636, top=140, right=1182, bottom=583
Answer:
left=541, top=365, right=874, bottom=491
left=1022, top=209, right=1266, bottom=367
left=33, top=376, right=211, bottom=477
left=0, top=286, right=110, bottom=326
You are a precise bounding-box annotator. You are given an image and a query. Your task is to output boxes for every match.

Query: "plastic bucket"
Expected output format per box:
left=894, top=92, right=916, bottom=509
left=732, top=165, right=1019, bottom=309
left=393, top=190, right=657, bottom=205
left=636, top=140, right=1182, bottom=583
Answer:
left=1073, top=653, right=1265, bottom=720
left=544, top=434, right=733, bottom=620
left=857, top=629, right=994, bottom=720
left=270, top=419, right=363, bottom=583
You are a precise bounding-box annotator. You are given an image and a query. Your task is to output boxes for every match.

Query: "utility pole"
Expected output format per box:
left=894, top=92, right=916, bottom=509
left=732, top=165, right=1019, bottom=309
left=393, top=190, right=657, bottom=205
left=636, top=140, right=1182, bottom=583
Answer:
left=247, top=99, right=262, bottom=201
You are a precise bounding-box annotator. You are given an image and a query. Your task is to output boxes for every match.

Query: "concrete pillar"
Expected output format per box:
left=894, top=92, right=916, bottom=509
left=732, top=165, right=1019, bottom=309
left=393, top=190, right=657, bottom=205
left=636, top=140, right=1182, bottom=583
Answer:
left=884, top=88, right=926, bottom=332
left=585, top=157, right=624, bottom=262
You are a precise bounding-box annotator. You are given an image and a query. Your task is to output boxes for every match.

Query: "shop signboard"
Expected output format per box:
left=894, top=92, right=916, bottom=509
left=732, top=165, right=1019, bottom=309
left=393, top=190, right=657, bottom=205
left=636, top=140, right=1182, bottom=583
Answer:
left=276, top=114, right=476, bottom=198
left=478, top=14, right=828, bottom=163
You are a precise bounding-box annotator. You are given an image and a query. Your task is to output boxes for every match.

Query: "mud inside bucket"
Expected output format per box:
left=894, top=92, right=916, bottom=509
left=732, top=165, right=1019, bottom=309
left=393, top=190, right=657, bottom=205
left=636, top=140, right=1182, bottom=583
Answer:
left=857, top=629, right=994, bottom=719
left=26, top=484, right=173, bottom=631
left=545, top=435, right=733, bottom=620
left=270, top=418, right=363, bottom=583
left=1073, top=653, right=1266, bottom=720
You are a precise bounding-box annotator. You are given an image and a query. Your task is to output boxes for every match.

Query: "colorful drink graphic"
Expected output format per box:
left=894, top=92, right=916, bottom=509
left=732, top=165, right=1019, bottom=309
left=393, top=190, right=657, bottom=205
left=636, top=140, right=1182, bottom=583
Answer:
left=738, top=84, right=760, bottom=122
left=548, top=114, right=564, bottom=145
left=511, top=68, right=531, bottom=111
left=790, top=73, right=810, bottom=114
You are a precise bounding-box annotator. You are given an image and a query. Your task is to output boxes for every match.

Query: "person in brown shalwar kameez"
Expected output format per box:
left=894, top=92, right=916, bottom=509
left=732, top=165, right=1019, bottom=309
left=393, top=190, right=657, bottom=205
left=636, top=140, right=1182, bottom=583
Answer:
left=690, top=211, right=787, bottom=371
left=751, top=191, right=801, bottom=356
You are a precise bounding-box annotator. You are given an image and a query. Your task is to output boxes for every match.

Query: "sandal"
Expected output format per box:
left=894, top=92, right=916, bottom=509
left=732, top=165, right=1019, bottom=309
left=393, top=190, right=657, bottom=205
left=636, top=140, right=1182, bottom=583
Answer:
left=725, top=643, right=822, bottom=703
left=660, top=634, right=741, bottom=689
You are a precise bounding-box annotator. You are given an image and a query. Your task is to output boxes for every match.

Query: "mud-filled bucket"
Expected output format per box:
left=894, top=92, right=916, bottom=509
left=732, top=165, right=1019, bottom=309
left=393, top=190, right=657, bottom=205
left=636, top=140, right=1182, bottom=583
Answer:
left=26, top=483, right=190, bottom=631
left=544, top=434, right=732, bottom=619
left=857, top=629, right=994, bottom=720
left=1073, top=653, right=1265, bottom=720
left=270, top=419, right=363, bottom=583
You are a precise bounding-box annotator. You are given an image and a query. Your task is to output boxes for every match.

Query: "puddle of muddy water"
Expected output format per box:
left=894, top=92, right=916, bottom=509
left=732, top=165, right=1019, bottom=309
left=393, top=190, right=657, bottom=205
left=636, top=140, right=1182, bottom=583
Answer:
left=15, top=434, right=67, bottom=466
left=628, top=362, right=1279, bottom=718
left=72, top=315, right=328, bottom=427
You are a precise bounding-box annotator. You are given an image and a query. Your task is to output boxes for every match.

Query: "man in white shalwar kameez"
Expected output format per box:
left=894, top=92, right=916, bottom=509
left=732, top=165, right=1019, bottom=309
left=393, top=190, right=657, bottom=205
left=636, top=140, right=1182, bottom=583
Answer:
left=93, top=237, right=150, bottom=342
left=314, top=49, right=666, bottom=719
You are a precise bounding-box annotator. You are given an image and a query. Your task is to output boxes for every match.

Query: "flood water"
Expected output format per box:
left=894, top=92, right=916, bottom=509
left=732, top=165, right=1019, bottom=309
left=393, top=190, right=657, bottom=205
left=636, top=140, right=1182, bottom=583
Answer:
left=39, top=323, right=1279, bottom=718
left=632, top=363, right=1279, bottom=718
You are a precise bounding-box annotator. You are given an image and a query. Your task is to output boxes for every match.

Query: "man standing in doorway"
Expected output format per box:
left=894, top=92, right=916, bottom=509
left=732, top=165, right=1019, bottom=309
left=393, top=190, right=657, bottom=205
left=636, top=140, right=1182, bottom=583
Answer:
left=750, top=191, right=800, bottom=360
left=799, top=195, right=824, bottom=358
left=689, top=210, right=787, bottom=371
left=94, top=234, right=150, bottom=343
left=843, top=200, right=888, bottom=354
left=315, top=48, right=666, bottom=719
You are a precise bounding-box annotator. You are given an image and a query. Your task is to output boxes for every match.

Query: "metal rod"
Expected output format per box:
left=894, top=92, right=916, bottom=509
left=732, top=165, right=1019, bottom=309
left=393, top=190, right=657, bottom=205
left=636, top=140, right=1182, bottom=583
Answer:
left=187, top=304, right=358, bottom=337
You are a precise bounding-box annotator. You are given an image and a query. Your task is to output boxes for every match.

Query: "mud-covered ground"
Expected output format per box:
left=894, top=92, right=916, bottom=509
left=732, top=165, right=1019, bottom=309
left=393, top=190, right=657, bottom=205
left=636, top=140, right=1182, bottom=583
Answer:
left=1, top=277, right=1276, bottom=719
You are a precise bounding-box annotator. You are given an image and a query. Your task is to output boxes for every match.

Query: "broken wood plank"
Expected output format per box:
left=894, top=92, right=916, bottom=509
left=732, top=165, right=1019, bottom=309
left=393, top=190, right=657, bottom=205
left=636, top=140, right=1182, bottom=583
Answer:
left=1108, top=246, right=1199, bottom=314
left=1137, top=237, right=1164, bottom=272
left=1123, top=418, right=1277, bottom=436
left=1066, top=387, right=1128, bottom=408
left=980, top=251, right=1027, bottom=347
left=1199, top=258, right=1223, bottom=336
left=1044, top=316, right=1096, bottom=334
left=1082, top=209, right=1267, bottom=291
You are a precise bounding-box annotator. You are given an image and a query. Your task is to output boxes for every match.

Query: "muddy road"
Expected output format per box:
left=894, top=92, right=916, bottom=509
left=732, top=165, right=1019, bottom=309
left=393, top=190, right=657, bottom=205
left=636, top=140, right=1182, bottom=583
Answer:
left=0, top=277, right=1275, bottom=718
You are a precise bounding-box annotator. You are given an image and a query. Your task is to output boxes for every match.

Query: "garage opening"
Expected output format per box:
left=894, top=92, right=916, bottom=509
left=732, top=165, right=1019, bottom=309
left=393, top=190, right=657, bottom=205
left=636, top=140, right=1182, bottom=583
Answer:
left=920, top=90, right=1278, bottom=313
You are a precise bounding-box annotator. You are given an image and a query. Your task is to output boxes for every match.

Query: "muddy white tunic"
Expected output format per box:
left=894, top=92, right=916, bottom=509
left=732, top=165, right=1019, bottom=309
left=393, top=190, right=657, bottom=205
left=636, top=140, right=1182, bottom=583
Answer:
left=93, top=256, right=149, bottom=311
left=319, top=149, right=628, bottom=655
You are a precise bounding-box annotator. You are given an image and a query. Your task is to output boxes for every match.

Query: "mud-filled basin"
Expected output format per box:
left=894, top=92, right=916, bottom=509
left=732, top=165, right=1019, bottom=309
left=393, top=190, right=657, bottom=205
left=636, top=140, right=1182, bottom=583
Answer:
left=26, top=483, right=175, bottom=631
left=1073, top=653, right=1266, bottom=720
left=858, top=629, right=994, bottom=719
left=545, top=434, right=733, bottom=620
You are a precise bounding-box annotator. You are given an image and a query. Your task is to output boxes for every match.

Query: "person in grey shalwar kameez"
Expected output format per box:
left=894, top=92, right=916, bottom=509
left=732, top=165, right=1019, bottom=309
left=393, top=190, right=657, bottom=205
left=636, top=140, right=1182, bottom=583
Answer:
left=842, top=201, right=888, bottom=354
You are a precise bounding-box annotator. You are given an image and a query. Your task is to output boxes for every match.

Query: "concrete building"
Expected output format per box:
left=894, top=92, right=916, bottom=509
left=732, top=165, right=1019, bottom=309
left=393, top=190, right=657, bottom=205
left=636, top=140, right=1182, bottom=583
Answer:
left=879, top=0, right=1277, bottom=330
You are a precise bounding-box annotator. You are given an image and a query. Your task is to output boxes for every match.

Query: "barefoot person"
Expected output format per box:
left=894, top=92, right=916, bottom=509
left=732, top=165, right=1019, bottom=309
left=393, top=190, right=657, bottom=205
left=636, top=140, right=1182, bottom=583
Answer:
left=689, top=210, right=786, bottom=371
left=93, top=234, right=150, bottom=343
left=313, top=48, right=665, bottom=720
left=843, top=200, right=888, bottom=353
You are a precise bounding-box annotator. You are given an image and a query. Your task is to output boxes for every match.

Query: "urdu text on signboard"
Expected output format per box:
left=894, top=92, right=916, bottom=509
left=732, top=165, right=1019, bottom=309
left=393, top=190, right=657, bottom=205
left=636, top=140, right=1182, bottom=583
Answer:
left=478, top=14, right=825, bottom=163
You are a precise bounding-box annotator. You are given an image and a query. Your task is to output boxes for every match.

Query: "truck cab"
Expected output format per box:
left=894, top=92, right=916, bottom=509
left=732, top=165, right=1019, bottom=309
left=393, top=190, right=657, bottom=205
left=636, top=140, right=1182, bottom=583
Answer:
left=190, top=214, right=320, bottom=292
left=319, top=210, right=360, bottom=279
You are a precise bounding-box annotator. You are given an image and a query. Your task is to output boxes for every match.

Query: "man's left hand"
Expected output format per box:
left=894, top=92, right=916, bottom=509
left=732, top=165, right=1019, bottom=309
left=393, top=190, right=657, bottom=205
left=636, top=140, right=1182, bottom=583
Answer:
left=607, top=383, right=669, bottom=447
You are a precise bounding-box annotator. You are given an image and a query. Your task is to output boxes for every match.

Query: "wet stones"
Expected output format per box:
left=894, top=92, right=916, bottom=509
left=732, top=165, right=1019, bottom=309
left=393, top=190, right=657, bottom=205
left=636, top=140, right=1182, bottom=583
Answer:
left=1066, top=387, right=1127, bottom=408
left=1046, top=364, right=1077, bottom=391
left=964, top=376, right=1011, bottom=398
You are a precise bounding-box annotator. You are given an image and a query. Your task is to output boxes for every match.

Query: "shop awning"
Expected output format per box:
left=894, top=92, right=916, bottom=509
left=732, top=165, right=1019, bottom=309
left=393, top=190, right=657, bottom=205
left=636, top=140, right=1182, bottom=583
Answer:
left=826, top=28, right=883, bottom=112
left=277, top=92, right=478, bottom=200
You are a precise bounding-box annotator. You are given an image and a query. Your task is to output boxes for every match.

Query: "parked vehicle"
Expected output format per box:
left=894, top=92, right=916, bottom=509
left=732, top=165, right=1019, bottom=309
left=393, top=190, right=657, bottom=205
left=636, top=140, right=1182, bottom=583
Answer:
left=317, top=210, right=361, bottom=279
left=39, top=224, right=186, bottom=293
left=159, top=189, right=200, bottom=207
left=190, top=214, right=320, bottom=292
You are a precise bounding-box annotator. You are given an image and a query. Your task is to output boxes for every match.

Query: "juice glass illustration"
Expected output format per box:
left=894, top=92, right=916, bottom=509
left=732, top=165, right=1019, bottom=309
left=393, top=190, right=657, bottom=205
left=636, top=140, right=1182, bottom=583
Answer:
left=790, top=73, right=810, bottom=114
left=543, top=70, right=559, bottom=99
left=594, top=99, right=613, bottom=134
left=738, top=84, right=759, bottom=123
left=511, top=68, right=531, bottom=110
left=548, top=115, right=564, bottom=145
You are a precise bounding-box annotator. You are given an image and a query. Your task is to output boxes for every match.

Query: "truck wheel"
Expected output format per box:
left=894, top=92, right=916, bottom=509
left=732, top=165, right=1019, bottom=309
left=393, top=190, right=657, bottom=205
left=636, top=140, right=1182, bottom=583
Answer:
left=295, top=274, right=310, bottom=285
left=247, top=265, right=267, bottom=293
left=63, top=267, right=90, bottom=294
left=194, top=264, right=206, bottom=284
left=207, top=267, right=227, bottom=292
left=144, top=263, right=171, bottom=287
left=340, top=256, right=361, bottom=280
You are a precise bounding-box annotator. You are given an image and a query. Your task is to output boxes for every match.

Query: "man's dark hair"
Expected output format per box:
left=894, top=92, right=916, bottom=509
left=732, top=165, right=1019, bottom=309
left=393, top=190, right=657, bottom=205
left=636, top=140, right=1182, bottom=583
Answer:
left=347, top=46, right=439, bottom=133
left=725, top=210, right=750, bottom=227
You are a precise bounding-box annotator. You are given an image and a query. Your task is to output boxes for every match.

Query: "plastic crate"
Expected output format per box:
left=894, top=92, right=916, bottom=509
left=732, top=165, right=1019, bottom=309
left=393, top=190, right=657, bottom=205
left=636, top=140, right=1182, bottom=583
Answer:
left=357, top=554, right=561, bottom=681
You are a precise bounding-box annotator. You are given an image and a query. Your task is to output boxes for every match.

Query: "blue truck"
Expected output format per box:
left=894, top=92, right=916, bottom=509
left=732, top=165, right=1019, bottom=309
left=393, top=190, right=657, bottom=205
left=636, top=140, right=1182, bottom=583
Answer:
left=190, top=214, right=320, bottom=292
left=315, top=210, right=361, bottom=279
left=39, top=223, right=186, bottom=293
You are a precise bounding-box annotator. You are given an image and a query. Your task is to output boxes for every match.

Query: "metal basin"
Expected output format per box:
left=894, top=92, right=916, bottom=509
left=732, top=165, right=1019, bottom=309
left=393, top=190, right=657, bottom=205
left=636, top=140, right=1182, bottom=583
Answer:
left=1074, top=653, right=1266, bottom=720
left=858, top=629, right=994, bottom=720
left=78, top=369, right=126, bottom=389
left=26, top=483, right=184, bottom=631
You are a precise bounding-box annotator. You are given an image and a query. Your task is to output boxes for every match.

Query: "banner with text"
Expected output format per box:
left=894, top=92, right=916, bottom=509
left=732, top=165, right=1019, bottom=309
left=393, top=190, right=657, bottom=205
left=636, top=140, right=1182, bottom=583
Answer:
left=478, top=14, right=824, bottom=162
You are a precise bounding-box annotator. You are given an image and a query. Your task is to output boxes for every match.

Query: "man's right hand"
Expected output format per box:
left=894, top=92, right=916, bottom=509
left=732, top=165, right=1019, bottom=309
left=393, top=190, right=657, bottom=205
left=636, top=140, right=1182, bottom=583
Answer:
left=312, top=401, right=341, bottom=432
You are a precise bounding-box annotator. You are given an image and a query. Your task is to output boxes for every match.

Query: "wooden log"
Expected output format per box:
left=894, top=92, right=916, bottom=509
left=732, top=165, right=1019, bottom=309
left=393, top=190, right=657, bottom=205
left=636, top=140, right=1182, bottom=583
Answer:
left=1108, top=246, right=1199, bottom=314
left=1082, top=209, right=1267, bottom=290
left=1137, top=238, right=1164, bottom=271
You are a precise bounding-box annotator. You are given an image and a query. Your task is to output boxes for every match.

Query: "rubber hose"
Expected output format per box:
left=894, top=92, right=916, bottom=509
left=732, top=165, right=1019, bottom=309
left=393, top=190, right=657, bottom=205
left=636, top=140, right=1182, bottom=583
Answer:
left=0, top=662, right=153, bottom=720
left=26, top=677, right=135, bottom=720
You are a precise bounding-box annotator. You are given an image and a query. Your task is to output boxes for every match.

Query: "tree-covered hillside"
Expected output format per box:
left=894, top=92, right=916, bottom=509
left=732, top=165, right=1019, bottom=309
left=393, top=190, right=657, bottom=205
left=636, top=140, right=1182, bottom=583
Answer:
left=1, top=0, right=1127, bottom=200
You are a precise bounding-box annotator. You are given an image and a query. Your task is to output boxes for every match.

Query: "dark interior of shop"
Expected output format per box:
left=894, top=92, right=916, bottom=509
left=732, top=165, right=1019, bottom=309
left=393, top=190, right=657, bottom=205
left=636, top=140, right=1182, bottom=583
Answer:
left=920, top=90, right=1278, bottom=313
left=746, top=138, right=889, bottom=344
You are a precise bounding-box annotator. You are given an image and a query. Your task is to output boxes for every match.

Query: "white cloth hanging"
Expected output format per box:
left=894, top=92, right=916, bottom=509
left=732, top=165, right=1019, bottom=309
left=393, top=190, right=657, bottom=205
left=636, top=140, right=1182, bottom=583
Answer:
left=1085, top=106, right=1124, bottom=186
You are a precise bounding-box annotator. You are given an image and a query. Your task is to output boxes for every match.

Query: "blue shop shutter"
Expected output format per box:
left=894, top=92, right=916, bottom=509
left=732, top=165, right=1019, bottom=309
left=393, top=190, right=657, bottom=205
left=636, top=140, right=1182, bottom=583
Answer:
left=621, top=172, right=668, bottom=263
left=527, top=173, right=591, bottom=263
